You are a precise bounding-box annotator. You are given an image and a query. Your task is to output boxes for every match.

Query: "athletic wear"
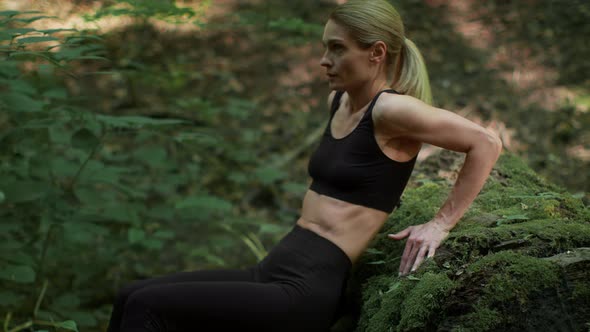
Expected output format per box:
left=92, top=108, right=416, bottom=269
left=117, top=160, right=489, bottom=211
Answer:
left=308, top=89, right=417, bottom=213
left=107, top=223, right=352, bottom=332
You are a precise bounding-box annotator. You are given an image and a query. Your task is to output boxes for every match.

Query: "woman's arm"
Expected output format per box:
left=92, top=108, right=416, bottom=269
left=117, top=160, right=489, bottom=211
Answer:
left=374, top=94, right=502, bottom=275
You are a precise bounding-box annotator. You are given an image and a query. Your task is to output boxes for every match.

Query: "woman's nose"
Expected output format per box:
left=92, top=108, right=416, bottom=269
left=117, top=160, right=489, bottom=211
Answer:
left=320, top=50, right=331, bottom=68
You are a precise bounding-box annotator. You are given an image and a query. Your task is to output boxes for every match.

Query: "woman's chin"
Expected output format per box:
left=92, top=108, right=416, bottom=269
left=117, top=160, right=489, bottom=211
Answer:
left=327, top=81, right=342, bottom=89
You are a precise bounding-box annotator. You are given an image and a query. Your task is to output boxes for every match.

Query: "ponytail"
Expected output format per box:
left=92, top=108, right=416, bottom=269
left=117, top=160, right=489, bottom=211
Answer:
left=393, top=38, right=433, bottom=105
left=330, top=0, right=433, bottom=105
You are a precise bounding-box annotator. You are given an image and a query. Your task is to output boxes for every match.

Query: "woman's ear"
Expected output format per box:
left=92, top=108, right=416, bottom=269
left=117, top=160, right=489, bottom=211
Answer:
left=370, top=41, right=387, bottom=63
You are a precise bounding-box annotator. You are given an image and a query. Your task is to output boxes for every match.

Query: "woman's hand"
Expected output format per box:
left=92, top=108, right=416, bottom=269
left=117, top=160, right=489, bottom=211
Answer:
left=387, top=220, right=450, bottom=276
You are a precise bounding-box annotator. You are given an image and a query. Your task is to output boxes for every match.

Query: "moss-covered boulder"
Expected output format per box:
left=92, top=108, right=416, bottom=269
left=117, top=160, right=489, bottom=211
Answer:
left=331, top=150, right=590, bottom=332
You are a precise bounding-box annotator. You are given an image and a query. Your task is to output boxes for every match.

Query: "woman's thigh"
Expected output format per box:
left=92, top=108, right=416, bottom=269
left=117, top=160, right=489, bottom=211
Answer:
left=107, top=267, right=258, bottom=332
left=121, top=280, right=292, bottom=332
left=120, top=267, right=257, bottom=295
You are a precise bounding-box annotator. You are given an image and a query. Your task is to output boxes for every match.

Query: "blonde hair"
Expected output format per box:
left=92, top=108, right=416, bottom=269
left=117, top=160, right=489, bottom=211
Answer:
left=329, top=0, right=433, bottom=105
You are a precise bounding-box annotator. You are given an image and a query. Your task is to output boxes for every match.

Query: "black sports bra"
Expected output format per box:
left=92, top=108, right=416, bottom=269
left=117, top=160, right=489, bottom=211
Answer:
left=307, top=89, right=417, bottom=213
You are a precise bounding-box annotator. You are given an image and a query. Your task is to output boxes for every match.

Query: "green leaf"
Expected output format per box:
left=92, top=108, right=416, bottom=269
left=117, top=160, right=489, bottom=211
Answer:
left=0, top=91, right=45, bottom=112
left=153, top=230, right=175, bottom=239
left=49, top=124, right=73, bottom=144
left=71, top=55, right=110, bottom=61
left=267, top=17, right=323, bottom=35
left=1, top=251, right=36, bottom=266
left=128, top=228, right=145, bottom=244
left=142, top=239, right=163, bottom=250
left=51, top=156, right=80, bottom=178
left=38, top=28, right=78, bottom=34
left=13, top=15, right=57, bottom=23
left=71, top=128, right=100, bottom=153
left=42, top=88, right=68, bottom=100
left=54, top=320, right=78, bottom=332
left=365, top=248, right=385, bottom=255
left=8, top=79, right=36, bottom=94
left=133, top=146, right=168, bottom=168
left=175, top=195, right=233, bottom=213
left=254, top=166, right=286, bottom=185
left=64, top=34, right=104, bottom=43
left=0, top=32, right=13, bottom=41
left=0, top=60, right=20, bottom=78
left=9, top=51, right=59, bottom=65
left=2, top=28, right=36, bottom=36
left=99, top=204, right=139, bottom=224
left=0, top=290, right=25, bottom=306
left=281, top=181, right=307, bottom=195
left=0, top=10, right=20, bottom=17
left=52, top=293, right=81, bottom=309
left=0, top=239, right=21, bottom=251
left=62, top=221, right=109, bottom=244
left=0, top=180, right=50, bottom=203
left=385, top=281, right=401, bottom=294
left=0, top=191, right=4, bottom=203
left=66, top=311, right=97, bottom=327
left=503, top=214, right=529, bottom=220
left=0, top=264, right=36, bottom=283
left=258, top=223, right=284, bottom=235
left=16, top=36, right=59, bottom=44
left=79, top=161, right=123, bottom=183
left=96, top=114, right=187, bottom=129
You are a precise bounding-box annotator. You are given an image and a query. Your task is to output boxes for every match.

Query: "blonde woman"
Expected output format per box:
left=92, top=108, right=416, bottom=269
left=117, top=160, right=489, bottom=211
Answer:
left=107, top=0, right=502, bottom=331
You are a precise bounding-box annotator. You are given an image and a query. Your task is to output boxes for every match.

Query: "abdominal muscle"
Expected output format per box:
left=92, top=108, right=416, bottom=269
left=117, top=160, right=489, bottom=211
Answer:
left=296, top=189, right=390, bottom=265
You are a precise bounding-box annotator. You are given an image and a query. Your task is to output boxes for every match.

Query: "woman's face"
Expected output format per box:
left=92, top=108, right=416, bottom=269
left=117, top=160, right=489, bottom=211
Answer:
left=320, top=19, right=373, bottom=91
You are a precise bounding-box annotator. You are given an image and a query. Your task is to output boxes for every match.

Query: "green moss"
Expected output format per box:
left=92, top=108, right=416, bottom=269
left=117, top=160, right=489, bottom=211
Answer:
left=452, top=305, right=501, bottom=332
left=354, top=272, right=455, bottom=332
left=572, top=281, right=590, bottom=302
left=349, top=151, right=590, bottom=331
left=397, top=273, right=455, bottom=331
left=468, top=251, right=560, bottom=306
left=493, top=153, right=563, bottom=192
left=355, top=275, right=415, bottom=332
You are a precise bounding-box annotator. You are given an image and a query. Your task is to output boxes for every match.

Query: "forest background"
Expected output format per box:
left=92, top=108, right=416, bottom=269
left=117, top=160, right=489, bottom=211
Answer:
left=0, top=0, right=589, bottom=331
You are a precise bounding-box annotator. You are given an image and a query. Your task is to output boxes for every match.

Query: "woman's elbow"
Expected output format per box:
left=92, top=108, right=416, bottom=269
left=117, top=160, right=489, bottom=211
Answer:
left=484, top=129, right=503, bottom=156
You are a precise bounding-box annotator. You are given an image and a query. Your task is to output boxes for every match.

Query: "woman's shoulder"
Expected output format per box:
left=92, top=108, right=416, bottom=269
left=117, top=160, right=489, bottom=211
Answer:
left=371, top=92, right=426, bottom=138
left=372, top=92, right=418, bottom=118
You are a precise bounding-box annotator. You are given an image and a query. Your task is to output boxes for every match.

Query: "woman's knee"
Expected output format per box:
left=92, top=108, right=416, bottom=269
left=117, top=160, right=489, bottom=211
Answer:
left=114, top=279, right=147, bottom=304
left=120, top=289, right=168, bottom=332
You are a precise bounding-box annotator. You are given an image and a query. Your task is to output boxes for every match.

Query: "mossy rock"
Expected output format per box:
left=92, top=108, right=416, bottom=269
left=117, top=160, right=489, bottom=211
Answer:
left=331, top=150, right=590, bottom=332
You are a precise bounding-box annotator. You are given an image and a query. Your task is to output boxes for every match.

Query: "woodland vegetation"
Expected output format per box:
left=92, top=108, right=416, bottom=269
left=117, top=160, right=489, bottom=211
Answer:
left=0, top=0, right=588, bottom=331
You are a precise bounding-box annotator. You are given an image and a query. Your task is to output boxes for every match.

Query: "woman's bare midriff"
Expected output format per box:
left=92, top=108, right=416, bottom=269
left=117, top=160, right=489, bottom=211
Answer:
left=296, top=189, right=390, bottom=265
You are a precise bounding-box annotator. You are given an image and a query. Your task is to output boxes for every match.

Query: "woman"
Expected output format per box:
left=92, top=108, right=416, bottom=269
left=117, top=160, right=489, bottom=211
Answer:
left=107, top=0, right=502, bottom=331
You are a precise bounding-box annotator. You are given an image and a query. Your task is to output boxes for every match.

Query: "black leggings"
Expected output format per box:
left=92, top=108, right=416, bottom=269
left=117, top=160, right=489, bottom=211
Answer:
left=107, top=224, right=353, bottom=332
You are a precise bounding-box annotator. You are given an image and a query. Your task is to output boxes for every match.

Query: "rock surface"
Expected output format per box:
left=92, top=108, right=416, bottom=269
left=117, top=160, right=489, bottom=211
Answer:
left=332, top=150, right=590, bottom=332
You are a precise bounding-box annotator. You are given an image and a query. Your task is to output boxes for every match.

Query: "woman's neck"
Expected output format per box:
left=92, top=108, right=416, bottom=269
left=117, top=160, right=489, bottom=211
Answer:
left=345, top=79, right=390, bottom=114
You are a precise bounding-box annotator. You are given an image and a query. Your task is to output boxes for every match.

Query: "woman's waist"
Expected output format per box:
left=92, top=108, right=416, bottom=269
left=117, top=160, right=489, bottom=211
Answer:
left=297, top=190, right=388, bottom=264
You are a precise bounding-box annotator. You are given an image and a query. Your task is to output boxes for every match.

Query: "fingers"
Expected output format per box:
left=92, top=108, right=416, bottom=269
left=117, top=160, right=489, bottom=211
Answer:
left=427, top=246, right=436, bottom=258
left=399, top=245, right=437, bottom=276
left=394, top=223, right=444, bottom=276
left=410, top=246, right=429, bottom=273
left=388, top=227, right=411, bottom=240
left=400, top=239, right=423, bottom=276
left=398, top=240, right=414, bottom=276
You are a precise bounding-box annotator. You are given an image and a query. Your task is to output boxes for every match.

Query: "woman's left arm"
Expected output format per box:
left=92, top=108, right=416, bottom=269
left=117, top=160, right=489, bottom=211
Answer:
left=375, top=95, right=503, bottom=276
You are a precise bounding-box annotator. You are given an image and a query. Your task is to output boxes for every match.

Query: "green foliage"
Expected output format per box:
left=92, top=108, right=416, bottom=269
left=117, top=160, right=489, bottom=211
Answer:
left=0, top=7, right=292, bottom=331
left=84, top=0, right=209, bottom=26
